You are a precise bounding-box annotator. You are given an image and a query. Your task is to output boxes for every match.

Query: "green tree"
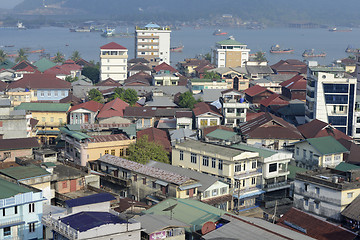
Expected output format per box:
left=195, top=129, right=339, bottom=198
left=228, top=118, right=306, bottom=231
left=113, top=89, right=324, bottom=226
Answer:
left=15, top=48, right=28, bottom=63
left=88, top=88, right=103, bottom=102
left=0, top=50, right=7, bottom=63
left=202, top=70, right=220, bottom=80
left=53, top=51, right=65, bottom=64
left=127, top=135, right=169, bottom=164
left=65, top=76, right=78, bottom=83
left=254, top=51, right=267, bottom=62
left=109, top=88, right=138, bottom=105
left=178, top=91, right=197, bottom=109
left=82, top=66, right=100, bottom=84
left=71, top=51, right=81, bottom=62
left=204, top=52, right=212, bottom=62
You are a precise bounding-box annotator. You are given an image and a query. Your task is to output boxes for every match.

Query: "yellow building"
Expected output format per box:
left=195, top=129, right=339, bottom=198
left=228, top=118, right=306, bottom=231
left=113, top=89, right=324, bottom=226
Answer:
left=15, top=102, right=70, bottom=145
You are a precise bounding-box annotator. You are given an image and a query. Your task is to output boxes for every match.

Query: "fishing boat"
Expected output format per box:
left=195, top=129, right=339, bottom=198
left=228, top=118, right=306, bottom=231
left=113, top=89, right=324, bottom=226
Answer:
left=329, top=27, right=352, bottom=32
left=302, top=49, right=326, bottom=58
left=101, top=27, right=115, bottom=37
left=345, top=45, right=360, bottom=53
left=213, top=29, right=227, bottom=36
left=29, top=49, right=45, bottom=53
left=170, top=45, right=184, bottom=52
left=270, top=44, right=294, bottom=54
left=17, top=21, right=26, bottom=30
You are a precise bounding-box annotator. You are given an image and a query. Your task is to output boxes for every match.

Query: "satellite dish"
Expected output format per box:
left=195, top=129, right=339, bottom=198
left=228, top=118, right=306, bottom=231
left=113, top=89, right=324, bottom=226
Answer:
left=201, top=221, right=216, bottom=235
left=162, top=204, right=177, bottom=212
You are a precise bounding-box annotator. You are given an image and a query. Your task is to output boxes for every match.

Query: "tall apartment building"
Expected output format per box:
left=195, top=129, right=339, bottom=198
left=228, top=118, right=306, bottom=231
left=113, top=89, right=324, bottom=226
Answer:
left=220, top=89, right=249, bottom=127
left=135, top=23, right=171, bottom=67
left=212, top=36, right=250, bottom=68
left=305, top=63, right=357, bottom=137
left=100, top=42, right=128, bottom=83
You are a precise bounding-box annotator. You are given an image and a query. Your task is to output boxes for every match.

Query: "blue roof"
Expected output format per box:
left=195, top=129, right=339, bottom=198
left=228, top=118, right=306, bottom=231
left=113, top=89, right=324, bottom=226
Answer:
left=145, top=22, right=160, bottom=28
left=65, top=193, right=115, bottom=208
left=60, top=211, right=126, bottom=232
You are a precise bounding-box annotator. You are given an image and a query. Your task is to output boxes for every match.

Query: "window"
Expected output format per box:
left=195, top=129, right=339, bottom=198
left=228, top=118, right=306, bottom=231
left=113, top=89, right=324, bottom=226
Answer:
left=40, top=91, right=44, bottom=97
left=304, top=199, right=309, bottom=206
left=62, top=91, right=66, bottom=96
left=339, top=105, right=344, bottom=111
left=357, top=117, right=360, bottom=124
left=310, top=151, right=313, bottom=160
left=348, top=192, right=353, bottom=198
left=4, top=152, right=11, bottom=158
left=180, top=150, right=183, bottom=161
left=315, top=187, right=320, bottom=194
left=133, top=175, right=137, bottom=182
left=304, top=183, right=308, bottom=192
left=42, top=117, right=46, bottom=122
left=252, top=161, right=257, bottom=169
left=111, top=149, right=115, bottom=155
left=59, top=118, right=63, bottom=124
left=243, top=163, right=246, bottom=171
left=235, top=164, right=241, bottom=172
left=186, top=189, right=190, bottom=195
left=48, top=91, right=51, bottom=96
left=50, top=117, right=54, bottom=122
left=210, top=119, right=218, bottom=126
left=3, top=226, right=10, bottom=236
left=227, top=108, right=235, bottom=113
left=29, top=222, right=35, bottom=232
left=204, top=190, right=210, bottom=198
left=212, top=189, right=218, bottom=196
left=303, top=149, right=306, bottom=158
left=202, top=156, right=209, bottom=166
left=191, top=153, right=197, bottom=164
left=119, top=149, right=124, bottom=157
left=218, top=160, right=223, bottom=170
left=33, top=91, right=37, bottom=97
left=251, top=177, right=256, bottom=185
left=269, top=163, right=277, bottom=172
left=105, top=150, right=109, bottom=155
left=315, top=202, right=319, bottom=209
left=212, top=158, right=216, bottom=168
left=55, top=91, right=58, bottom=96
left=29, top=203, right=35, bottom=213
left=2, top=208, right=5, bottom=216
left=14, top=206, right=17, bottom=214
left=242, top=179, right=245, bottom=187
left=152, top=181, right=156, bottom=189
left=143, top=178, right=146, bottom=185
left=62, top=181, right=67, bottom=188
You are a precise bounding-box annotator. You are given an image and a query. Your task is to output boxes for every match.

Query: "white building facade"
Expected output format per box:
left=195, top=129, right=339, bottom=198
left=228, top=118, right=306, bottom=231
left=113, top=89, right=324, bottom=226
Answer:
left=100, top=42, right=128, bottom=83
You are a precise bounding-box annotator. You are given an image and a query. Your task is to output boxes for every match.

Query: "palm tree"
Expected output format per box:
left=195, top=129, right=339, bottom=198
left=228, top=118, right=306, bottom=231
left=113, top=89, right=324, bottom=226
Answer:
left=0, top=50, right=7, bottom=63
left=53, top=51, right=65, bottom=64
left=15, top=48, right=28, bottom=63
left=71, top=51, right=81, bottom=62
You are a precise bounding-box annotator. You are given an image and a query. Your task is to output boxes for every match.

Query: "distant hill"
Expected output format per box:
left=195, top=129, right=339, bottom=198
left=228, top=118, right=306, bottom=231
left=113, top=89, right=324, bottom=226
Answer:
left=13, top=0, right=360, bottom=26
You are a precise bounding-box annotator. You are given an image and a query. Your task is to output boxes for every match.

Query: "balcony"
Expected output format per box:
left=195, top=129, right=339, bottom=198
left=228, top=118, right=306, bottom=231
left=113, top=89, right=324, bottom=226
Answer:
left=233, top=185, right=263, bottom=197
left=42, top=216, right=78, bottom=240
left=102, top=173, right=131, bottom=187
left=233, top=168, right=262, bottom=180
left=263, top=181, right=290, bottom=192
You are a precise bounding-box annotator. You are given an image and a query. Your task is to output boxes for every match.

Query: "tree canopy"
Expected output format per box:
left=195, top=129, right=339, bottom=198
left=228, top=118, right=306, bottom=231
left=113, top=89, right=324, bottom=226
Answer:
left=127, top=135, right=169, bottom=164
left=53, top=51, right=65, bottom=64
left=82, top=66, right=100, bottom=84
left=110, top=88, right=138, bottom=105
left=254, top=51, right=267, bottom=62
left=88, top=88, right=103, bottom=102
left=202, top=70, right=220, bottom=80
left=178, top=91, right=198, bottom=109
left=15, top=48, right=28, bottom=63
left=71, top=51, right=81, bottom=62
left=0, top=50, right=7, bottom=63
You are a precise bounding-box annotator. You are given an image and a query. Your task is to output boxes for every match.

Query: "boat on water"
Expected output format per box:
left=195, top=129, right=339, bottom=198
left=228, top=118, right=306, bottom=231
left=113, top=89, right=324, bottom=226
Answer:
left=170, top=45, right=184, bottom=52
left=101, top=27, right=116, bottom=38
left=17, top=22, right=26, bottom=30
left=302, top=49, right=326, bottom=58
left=213, top=29, right=227, bottom=36
left=269, top=44, right=294, bottom=54
left=4, top=45, right=14, bottom=48
left=345, top=45, right=360, bottom=53
left=329, top=27, right=352, bottom=32
left=29, top=49, right=45, bottom=53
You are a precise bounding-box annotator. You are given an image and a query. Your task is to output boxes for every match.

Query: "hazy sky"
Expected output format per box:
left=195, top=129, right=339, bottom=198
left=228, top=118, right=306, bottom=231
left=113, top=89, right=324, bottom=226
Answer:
left=0, top=0, right=23, bottom=9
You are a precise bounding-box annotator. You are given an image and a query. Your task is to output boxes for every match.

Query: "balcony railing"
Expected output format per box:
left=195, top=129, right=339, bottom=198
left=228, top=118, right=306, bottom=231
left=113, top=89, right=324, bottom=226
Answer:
left=42, top=216, right=79, bottom=240
left=263, top=181, right=290, bottom=191
left=233, top=185, right=262, bottom=196
left=233, top=168, right=262, bottom=180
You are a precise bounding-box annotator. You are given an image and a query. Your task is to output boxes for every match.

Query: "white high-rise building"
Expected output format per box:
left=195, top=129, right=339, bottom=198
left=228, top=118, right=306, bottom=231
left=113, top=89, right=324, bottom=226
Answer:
left=135, top=22, right=171, bottom=68
left=100, top=42, right=128, bottom=83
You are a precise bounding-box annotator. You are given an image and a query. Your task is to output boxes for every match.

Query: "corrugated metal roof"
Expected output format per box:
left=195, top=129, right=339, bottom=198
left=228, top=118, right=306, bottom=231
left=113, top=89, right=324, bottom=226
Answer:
left=0, top=178, right=31, bottom=199
left=0, top=165, right=50, bottom=180
left=15, top=102, right=71, bottom=112
left=206, top=129, right=237, bottom=140
left=65, top=193, right=115, bottom=208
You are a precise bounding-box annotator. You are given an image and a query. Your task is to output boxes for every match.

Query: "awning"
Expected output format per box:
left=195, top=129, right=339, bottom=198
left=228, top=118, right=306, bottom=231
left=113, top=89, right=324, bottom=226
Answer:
left=155, top=180, right=169, bottom=186
left=179, top=183, right=202, bottom=190
left=232, top=190, right=265, bottom=199
left=0, top=221, right=25, bottom=229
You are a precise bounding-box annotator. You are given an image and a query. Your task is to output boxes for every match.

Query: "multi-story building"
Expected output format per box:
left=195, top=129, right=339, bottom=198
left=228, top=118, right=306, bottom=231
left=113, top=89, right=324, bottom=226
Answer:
left=220, top=89, right=248, bottom=127
left=0, top=178, right=45, bottom=240
left=100, top=42, right=128, bottom=83
left=172, top=139, right=263, bottom=209
left=212, top=36, right=250, bottom=68
left=0, top=99, right=27, bottom=139
left=15, top=102, right=70, bottom=145
left=294, top=168, right=360, bottom=221
left=305, top=63, right=357, bottom=137
left=135, top=22, right=171, bottom=67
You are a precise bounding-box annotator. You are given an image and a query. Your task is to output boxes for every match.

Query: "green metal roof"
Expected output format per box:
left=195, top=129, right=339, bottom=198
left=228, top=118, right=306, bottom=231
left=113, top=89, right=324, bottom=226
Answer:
left=306, top=136, right=348, bottom=155
left=15, top=102, right=71, bottom=112
left=42, top=162, right=56, bottom=167
left=206, top=129, right=237, bottom=141
left=216, top=38, right=244, bottom=46
left=287, top=164, right=307, bottom=180
left=309, top=66, right=344, bottom=72
left=0, top=165, right=50, bottom=180
left=191, top=78, right=224, bottom=83
left=33, top=58, right=57, bottom=72
left=335, top=162, right=360, bottom=172
left=59, top=127, right=91, bottom=141
left=143, top=198, right=226, bottom=232
left=231, top=144, right=277, bottom=158
left=0, top=178, right=32, bottom=199
left=0, top=59, right=15, bottom=69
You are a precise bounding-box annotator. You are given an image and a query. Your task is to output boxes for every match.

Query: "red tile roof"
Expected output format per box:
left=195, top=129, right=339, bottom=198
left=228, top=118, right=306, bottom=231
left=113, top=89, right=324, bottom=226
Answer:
left=260, top=94, right=289, bottom=107
left=153, top=62, right=178, bottom=73
left=11, top=61, right=39, bottom=73
left=44, top=61, right=81, bottom=75
left=124, top=71, right=152, bottom=86
left=0, top=81, right=7, bottom=91
left=280, top=75, right=307, bottom=90
left=123, top=106, right=157, bottom=117
left=246, top=112, right=265, bottom=121
left=88, top=133, right=129, bottom=143
left=0, top=137, right=39, bottom=151
left=239, top=112, right=303, bottom=140
left=243, top=85, right=268, bottom=97
left=277, top=208, right=356, bottom=240
left=8, top=73, right=71, bottom=90
left=97, top=98, right=129, bottom=119
left=338, top=138, right=360, bottom=164
left=175, top=111, right=193, bottom=118
left=297, top=119, right=352, bottom=140
left=100, top=42, right=127, bottom=50
left=271, top=59, right=307, bottom=74
left=193, top=102, right=222, bottom=117
left=137, top=127, right=171, bottom=153
left=59, top=93, right=82, bottom=105
left=69, top=100, right=104, bottom=113
left=96, top=78, right=122, bottom=87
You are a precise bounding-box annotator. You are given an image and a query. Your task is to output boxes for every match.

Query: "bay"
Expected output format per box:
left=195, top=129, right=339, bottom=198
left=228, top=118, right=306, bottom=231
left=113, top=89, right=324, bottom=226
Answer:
left=0, top=26, right=357, bottom=66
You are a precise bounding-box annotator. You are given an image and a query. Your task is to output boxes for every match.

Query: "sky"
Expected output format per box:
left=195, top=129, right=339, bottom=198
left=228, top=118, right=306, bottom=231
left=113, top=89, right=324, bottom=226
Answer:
left=0, top=0, right=23, bottom=9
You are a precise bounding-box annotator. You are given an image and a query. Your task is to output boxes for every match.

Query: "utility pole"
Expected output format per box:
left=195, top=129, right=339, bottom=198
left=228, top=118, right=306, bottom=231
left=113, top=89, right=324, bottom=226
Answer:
left=237, top=180, right=241, bottom=212
left=272, top=200, right=278, bottom=224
